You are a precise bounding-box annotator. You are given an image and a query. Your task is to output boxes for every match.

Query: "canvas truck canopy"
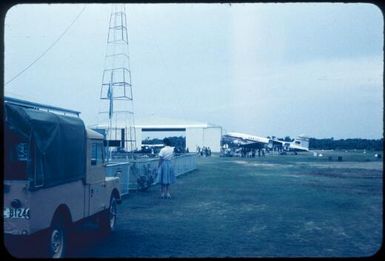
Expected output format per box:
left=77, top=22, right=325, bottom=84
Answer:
left=4, top=103, right=87, bottom=189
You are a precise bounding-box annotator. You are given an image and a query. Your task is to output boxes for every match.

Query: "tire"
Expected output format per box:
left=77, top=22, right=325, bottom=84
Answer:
left=99, top=196, right=117, bottom=234
left=47, top=216, right=69, bottom=258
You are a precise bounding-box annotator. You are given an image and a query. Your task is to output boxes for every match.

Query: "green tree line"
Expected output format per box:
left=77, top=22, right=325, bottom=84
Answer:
left=309, top=138, right=383, bottom=150
left=142, top=136, right=186, bottom=149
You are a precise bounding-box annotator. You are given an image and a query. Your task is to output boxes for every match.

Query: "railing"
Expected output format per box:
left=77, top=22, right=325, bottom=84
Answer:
left=106, top=153, right=197, bottom=195
left=171, top=153, right=197, bottom=177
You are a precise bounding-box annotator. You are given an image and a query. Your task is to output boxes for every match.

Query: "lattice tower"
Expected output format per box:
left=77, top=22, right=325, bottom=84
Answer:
left=98, top=4, right=137, bottom=155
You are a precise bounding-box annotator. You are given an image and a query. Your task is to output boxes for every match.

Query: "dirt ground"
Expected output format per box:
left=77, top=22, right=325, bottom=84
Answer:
left=5, top=150, right=383, bottom=258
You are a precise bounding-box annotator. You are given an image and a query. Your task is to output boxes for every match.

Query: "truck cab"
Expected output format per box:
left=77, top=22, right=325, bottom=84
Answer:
left=86, top=129, right=121, bottom=217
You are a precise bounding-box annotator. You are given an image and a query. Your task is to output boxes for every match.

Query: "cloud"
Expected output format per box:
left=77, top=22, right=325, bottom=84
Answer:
left=225, top=55, right=382, bottom=138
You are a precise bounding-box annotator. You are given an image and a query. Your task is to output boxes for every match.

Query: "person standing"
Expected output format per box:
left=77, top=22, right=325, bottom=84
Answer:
left=157, top=138, right=176, bottom=199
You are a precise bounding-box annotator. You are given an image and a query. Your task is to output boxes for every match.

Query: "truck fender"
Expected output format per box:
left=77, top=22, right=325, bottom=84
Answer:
left=111, top=189, right=121, bottom=204
left=51, top=205, right=72, bottom=227
left=46, top=205, right=73, bottom=258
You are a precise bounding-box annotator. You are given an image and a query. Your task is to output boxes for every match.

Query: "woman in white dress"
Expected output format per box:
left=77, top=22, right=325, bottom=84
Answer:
left=157, top=138, right=176, bottom=199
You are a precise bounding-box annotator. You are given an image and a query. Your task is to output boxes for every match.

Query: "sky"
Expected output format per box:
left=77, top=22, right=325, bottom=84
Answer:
left=4, top=3, right=384, bottom=139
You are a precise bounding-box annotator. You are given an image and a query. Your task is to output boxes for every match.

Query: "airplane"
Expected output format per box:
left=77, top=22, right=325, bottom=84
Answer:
left=222, top=132, right=310, bottom=155
left=271, top=135, right=310, bottom=153
left=222, top=132, right=272, bottom=149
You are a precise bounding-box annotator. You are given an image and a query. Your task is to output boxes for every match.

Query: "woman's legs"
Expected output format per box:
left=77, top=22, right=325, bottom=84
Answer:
left=160, top=184, right=165, bottom=198
left=165, top=184, right=171, bottom=198
left=160, top=184, right=171, bottom=199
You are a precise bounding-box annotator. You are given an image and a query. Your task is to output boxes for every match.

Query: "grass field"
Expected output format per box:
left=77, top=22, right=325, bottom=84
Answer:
left=6, top=150, right=382, bottom=258
left=69, top=149, right=383, bottom=258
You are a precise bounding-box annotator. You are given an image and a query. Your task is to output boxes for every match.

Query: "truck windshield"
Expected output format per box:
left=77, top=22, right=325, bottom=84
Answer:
left=4, top=127, right=30, bottom=180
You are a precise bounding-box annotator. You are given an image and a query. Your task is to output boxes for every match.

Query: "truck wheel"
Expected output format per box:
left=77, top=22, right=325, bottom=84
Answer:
left=99, top=196, right=117, bottom=234
left=48, top=216, right=69, bottom=258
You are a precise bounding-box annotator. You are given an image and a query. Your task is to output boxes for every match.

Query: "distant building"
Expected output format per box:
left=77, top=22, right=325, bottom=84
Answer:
left=90, top=115, right=223, bottom=153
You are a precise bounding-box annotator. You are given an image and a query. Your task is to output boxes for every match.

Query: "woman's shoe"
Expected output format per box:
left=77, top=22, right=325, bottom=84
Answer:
left=166, top=193, right=171, bottom=199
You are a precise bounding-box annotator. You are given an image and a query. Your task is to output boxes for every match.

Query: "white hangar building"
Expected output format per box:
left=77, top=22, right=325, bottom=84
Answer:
left=90, top=116, right=223, bottom=153
left=135, top=116, right=223, bottom=153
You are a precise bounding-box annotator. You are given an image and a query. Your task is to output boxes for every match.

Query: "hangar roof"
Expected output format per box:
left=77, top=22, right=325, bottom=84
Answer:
left=90, top=115, right=221, bottom=129
left=135, top=116, right=221, bottom=129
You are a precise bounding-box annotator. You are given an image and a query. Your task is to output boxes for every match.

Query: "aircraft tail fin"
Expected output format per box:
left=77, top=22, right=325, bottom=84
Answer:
left=294, top=136, right=310, bottom=150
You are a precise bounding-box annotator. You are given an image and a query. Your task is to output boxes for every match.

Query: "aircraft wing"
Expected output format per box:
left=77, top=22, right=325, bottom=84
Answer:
left=222, top=133, right=268, bottom=149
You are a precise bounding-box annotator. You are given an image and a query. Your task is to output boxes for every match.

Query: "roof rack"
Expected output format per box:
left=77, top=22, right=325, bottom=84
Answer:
left=4, top=96, right=80, bottom=117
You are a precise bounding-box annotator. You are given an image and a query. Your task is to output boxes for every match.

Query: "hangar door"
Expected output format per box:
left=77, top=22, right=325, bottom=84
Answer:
left=203, top=127, right=222, bottom=153
left=186, top=127, right=222, bottom=153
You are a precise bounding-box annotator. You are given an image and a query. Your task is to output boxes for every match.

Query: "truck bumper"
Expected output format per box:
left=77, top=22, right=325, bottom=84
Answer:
left=3, top=219, right=31, bottom=236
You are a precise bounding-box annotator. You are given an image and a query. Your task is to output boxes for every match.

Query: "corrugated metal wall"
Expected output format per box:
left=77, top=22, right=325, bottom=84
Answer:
left=202, top=127, right=222, bottom=153
left=186, top=127, right=222, bottom=152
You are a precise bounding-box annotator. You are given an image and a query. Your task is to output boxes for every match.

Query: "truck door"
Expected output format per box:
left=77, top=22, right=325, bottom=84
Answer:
left=87, top=140, right=107, bottom=215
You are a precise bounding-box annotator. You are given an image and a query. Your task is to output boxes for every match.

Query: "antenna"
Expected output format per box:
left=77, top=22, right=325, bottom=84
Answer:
left=98, top=4, right=137, bottom=158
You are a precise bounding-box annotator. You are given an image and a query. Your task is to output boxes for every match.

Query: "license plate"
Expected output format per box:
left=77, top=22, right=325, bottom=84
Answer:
left=3, top=208, right=30, bottom=219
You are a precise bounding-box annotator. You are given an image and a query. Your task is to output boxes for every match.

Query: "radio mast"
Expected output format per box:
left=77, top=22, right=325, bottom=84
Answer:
left=98, top=4, right=136, bottom=157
